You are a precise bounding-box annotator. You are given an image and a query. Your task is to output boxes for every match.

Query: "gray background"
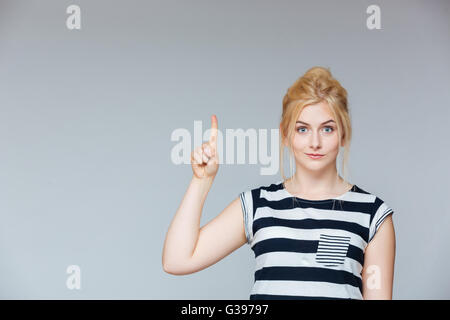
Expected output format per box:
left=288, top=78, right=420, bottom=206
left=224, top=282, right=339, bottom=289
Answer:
left=0, top=0, right=449, bottom=299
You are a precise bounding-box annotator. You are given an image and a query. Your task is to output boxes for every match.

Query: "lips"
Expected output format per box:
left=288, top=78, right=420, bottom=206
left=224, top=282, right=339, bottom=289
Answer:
left=306, top=153, right=324, bottom=159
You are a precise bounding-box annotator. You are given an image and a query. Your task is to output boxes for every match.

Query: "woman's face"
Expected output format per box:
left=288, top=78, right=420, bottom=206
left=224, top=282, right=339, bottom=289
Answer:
left=286, top=101, right=341, bottom=172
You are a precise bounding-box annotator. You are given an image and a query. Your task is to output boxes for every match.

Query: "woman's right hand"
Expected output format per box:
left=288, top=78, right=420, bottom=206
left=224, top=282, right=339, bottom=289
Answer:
left=191, top=115, right=219, bottom=179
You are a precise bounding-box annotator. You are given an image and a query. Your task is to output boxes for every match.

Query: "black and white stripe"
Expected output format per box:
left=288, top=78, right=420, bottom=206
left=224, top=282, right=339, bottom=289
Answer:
left=239, top=180, right=394, bottom=300
left=315, top=234, right=351, bottom=267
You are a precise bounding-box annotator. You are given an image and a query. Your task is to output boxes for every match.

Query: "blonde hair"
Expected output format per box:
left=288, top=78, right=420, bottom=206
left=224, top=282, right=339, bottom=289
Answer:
left=279, top=66, right=352, bottom=194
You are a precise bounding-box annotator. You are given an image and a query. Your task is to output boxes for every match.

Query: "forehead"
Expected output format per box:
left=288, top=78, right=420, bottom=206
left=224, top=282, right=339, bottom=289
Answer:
left=297, top=101, right=335, bottom=124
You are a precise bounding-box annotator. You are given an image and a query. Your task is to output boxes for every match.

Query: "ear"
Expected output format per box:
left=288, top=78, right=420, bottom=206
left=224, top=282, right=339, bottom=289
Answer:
left=340, top=133, right=346, bottom=148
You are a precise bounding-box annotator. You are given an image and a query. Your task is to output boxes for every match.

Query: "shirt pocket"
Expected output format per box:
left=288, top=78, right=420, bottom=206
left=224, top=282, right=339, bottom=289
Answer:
left=315, top=233, right=351, bottom=267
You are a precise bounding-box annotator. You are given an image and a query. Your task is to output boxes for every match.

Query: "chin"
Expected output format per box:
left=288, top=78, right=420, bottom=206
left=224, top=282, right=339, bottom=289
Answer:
left=297, top=161, right=325, bottom=170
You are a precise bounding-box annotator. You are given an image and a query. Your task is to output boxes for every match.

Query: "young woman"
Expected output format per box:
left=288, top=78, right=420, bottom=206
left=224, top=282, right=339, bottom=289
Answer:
left=162, top=66, right=396, bottom=300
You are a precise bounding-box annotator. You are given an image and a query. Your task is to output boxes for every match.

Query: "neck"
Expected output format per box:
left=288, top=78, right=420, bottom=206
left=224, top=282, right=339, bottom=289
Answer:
left=288, top=164, right=348, bottom=195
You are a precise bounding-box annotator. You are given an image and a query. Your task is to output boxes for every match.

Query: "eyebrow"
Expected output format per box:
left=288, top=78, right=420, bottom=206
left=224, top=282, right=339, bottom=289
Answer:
left=296, top=120, right=336, bottom=125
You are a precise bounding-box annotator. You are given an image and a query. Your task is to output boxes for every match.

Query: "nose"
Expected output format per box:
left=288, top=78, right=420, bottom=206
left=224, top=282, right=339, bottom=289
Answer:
left=310, top=130, right=321, bottom=149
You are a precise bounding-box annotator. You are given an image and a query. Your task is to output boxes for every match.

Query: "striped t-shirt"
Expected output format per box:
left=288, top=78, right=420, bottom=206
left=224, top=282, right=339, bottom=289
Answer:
left=239, top=180, right=394, bottom=300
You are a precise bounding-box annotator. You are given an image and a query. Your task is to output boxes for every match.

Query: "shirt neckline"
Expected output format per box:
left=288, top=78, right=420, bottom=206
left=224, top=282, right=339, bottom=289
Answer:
left=279, top=179, right=356, bottom=203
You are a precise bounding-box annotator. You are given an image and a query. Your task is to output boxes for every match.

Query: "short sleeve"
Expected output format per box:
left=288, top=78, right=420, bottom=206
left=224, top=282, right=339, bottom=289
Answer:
left=239, top=190, right=254, bottom=245
left=369, top=199, right=394, bottom=243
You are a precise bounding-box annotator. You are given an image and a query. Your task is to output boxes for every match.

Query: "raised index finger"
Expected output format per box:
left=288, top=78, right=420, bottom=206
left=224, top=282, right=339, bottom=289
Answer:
left=209, top=114, right=218, bottom=147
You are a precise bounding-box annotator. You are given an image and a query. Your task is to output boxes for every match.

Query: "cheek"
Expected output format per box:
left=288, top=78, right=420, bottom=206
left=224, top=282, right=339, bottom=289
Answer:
left=323, top=134, right=337, bottom=144
left=328, top=134, right=341, bottom=150
left=291, top=133, right=339, bottom=150
left=291, top=136, right=306, bottom=151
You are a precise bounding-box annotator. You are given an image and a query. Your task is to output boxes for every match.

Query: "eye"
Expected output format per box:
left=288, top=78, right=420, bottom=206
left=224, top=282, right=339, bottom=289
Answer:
left=296, top=126, right=334, bottom=133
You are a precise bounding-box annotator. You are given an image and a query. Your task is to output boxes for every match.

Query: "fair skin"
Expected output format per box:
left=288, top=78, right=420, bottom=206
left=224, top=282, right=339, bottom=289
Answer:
left=283, top=102, right=396, bottom=299
left=281, top=101, right=352, bottom=199
left=162, top=115, right=247, bottom=275
left=162, top=106, right=395, bottom=299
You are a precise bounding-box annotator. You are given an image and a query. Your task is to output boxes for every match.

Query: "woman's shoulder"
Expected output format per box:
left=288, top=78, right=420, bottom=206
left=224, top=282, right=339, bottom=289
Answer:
left=242, top=181, right=394, bottom=211
left=351, top=184, right=391, bottom=201
left=349, top=184, right=395, bottom=218
left=241, top=179, right=285, bottom=193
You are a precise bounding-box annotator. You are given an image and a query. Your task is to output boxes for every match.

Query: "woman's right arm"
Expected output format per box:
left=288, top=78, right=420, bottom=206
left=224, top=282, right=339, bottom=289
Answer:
left=162, top=115, right=247, bottom=275
left=162, top=176, right=247, bottom=275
